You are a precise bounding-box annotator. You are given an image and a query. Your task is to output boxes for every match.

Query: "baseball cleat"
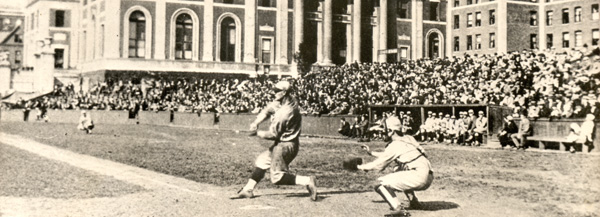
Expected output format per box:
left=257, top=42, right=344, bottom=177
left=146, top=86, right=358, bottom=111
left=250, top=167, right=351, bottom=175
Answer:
left=230, top=188, right=254, bottom=199
left=384, top=206, right=411, bottom=217
left=306, top=176, right=318, bottom=201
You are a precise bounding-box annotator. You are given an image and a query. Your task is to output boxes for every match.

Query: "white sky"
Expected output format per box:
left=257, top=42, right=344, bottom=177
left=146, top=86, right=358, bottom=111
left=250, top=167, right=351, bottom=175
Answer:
left=0, top=0, right=27, bottom=10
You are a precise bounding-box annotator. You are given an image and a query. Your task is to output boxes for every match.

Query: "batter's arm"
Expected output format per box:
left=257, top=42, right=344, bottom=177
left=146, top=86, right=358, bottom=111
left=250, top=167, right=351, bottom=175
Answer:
left=257, top=106, right=289, bottom=140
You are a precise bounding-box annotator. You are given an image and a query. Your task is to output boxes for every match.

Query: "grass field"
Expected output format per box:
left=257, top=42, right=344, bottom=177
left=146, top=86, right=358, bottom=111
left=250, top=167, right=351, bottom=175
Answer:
left=1, top=122, right=599, bottom=217
left=0, top=141, right=144, bottom=199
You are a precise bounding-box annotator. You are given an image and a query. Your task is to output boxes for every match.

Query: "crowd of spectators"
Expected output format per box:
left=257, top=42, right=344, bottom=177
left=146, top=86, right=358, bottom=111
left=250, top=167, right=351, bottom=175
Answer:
left=7, top=46, right=600, bottom=123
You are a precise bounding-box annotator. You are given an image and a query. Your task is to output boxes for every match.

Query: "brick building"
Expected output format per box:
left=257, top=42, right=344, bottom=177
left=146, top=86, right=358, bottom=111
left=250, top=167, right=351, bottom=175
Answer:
left=449, top=0, right=599, bottom=56
left=0, top=5, right=24, bottom=69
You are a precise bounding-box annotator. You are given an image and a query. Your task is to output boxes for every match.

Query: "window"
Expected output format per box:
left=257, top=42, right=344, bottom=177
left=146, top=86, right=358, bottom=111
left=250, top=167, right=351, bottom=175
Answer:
left=54, top=49, right=64, bottom=68
left=14, top=34, right=22, bottom=43
left=467, top=13, right=473, bottom=27
left=100, top=25, right=104, bottom=57
left=562, top=32, right=570, bottom=48
left=547, top=34, right=553, bottom=48
left=530, top=34, right=538, bottom=49
left=575, top=31, right=582, bottom=47
left=592, top=29, right=599, bottom=46
left=476, top=34, right=481, bottom=49
left=55, top=10, right=65, bottom=27
left=475, top=0, right=480, bottom=3
left=429, top=2, right=439, bottom=21
left=454, top=0, right=459, bottom=7
left=258, top=0, right=272, bottom=7
left=467, top=35, right=473, bottom=50
left=489, top=10, right=495, bottom=25
left=175, top=13, right=193, bottom=59
left=129, top=11, right=146, bottom=58
left=454, top=15, right=460, bottom=29
left=530, top=11, right=537, bottom=26
left=220, top=17, right=236, bottom=62
left=400, top=47, right=409, bottom=59
left=30, top=13, right=35, bottom=30
left=574, top=7, right=582, bottom=22
left=562, top=8, right=569, bottom=23
left=546, top=11, right=553, bottom=26
left=15, top=50, right=21, bottom=64
left=397, top=0, right=410, bottom=19
left=489, top=33, right=495, bottom=48
left=593, top=4, right=599, bottom=20
left=475, top=12, right=481, bottom=26
left=467, top=0, right=472, bottom=5
left=454, top=37, right=460, bottom=51
left=223, top=0, right=233, bottom=3
left=261, top=38, right=272, bottom=63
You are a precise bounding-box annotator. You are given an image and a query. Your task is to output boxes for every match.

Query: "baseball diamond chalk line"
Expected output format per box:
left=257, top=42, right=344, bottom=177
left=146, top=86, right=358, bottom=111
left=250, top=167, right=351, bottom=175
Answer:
left=0, top=132, right=216, bottom=197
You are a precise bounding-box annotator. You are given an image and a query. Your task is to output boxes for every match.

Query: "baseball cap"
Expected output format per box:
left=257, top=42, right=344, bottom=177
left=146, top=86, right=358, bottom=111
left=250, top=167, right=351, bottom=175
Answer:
left=273, top=81, right=291, bottom=92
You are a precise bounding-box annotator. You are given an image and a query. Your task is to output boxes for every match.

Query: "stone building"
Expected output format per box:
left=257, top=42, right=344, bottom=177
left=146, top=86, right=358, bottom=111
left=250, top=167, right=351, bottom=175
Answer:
left=18, top=0, right=599, bottom=82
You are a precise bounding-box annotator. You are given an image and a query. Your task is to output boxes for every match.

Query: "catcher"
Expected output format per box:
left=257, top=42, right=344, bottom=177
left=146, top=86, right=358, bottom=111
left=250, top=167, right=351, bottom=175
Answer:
left=357, top=116, right=434, bottom=217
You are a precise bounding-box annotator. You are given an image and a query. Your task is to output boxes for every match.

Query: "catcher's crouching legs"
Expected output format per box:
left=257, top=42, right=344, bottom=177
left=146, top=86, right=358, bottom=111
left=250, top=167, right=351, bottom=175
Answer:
left=375, top=185, right=410, bottom=217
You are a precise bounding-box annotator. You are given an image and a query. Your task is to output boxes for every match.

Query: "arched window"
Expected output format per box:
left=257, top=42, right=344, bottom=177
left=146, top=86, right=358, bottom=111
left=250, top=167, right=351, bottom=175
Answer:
left=175, top=13, right=193, bottom=60
left=128, top=11, right=146, bottom=58
left=220, top=17, right=236, bottom=62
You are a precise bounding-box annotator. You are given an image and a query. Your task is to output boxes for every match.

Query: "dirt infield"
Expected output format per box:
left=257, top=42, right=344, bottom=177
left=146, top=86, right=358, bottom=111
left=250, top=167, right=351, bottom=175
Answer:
left=0, top=122, right=599, bottom=217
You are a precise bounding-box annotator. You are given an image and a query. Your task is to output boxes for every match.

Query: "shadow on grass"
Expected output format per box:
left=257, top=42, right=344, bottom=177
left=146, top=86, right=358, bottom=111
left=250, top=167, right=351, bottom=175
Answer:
left=370, top=200, right=460, bottom=211
left=254, top=189, right=372, bottom=202
left=417, top=201, right=460, bottom=211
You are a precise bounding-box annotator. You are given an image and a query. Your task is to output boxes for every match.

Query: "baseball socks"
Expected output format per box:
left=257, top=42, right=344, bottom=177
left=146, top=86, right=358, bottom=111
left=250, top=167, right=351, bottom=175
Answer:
left=375, top=185, right=401, bottom=209
left=242, top=168, right=266, bottom=191
left=296, top=175, right=318, bottom=201
left=231, top=168, right=265, bottom=199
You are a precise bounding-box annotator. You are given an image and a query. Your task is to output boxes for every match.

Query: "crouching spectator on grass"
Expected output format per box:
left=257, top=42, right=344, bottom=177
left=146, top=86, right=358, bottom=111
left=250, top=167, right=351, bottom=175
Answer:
left=511, top=110, right=532, bottom=151
left=78, top=111, right=95, bottom=134
left=498, top=116, right=518, bottom=149
left=566, top=114, right=595, bottom=153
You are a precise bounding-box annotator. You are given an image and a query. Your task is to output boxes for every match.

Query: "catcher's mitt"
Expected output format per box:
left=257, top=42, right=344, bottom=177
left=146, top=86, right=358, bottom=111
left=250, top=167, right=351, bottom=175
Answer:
left=343, top=157, right=363, bottom=171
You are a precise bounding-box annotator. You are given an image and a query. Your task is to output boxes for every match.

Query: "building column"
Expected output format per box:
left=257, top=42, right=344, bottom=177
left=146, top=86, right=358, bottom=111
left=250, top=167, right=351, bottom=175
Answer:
left=372, top=7, right=379, bottom=62
left=378, top=0, right=388, bottom=62
left=322, top=0, right=333, bottom=65
left=346, top=22, right=353, bottom=63
left=413, top=0, right=424, bottom=59
left=446, top=0, right=453, bottom=57
left=293, top=0, right=304, bottom=56
left=202, top=0, right=214, bottom=61
left=34, top=38, right=54, bottom=93
left=276, top=0, right=289, bottom=64
left=497, top=0, right=508, bottom=53
left=155, top=0, right=166, bottom=59
left=352, top=0, right=361, bottom=62
left=539, top=3, right=546, bottom=50
left=316, top=3, right=323, bottom=64
left=244, top=0, right=257, bottom=63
